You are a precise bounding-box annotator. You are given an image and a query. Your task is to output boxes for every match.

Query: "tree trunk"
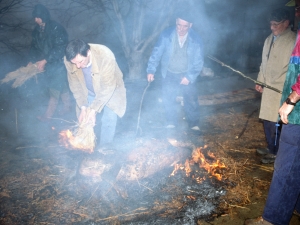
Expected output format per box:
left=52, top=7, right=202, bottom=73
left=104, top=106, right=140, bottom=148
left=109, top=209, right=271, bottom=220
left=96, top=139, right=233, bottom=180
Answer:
left=127, top=51, right=147, bottom=80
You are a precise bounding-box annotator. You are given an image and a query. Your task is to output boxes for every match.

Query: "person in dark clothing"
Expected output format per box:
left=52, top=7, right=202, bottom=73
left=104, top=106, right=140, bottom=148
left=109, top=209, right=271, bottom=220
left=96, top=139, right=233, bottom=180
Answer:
left=29, top=4, right=71, bottom=121
left=146, top=12, right=203, bottom=131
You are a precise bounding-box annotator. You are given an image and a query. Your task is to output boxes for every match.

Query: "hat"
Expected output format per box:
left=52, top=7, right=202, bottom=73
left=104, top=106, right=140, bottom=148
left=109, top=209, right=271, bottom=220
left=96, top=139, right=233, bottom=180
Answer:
left=176, top=11, right=193, bottom=23
left=269, top=8, right=290, bottom=22
left=32, top=4, right=51, bottom=23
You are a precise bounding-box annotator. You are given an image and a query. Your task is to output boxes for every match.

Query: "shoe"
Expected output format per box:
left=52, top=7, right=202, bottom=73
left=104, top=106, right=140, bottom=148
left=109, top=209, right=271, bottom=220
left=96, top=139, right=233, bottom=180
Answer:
left=97, top=144, right=116, bottom=155
left=261, top=154, right=276, bottom=164
left=256, top=148, right=269, bottom=155
left=166, top=124, right=175, bottom=129
left=191, top=126, right=200, bottom=131
left=244, top=216, right=273, bottom=225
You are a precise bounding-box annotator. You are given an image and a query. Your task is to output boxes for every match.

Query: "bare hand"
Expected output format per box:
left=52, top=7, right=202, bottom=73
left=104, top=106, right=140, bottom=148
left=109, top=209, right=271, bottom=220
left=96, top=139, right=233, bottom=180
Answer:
left=279, top=102, right=294, bottom=124
left=180, top=77, right=190, bottom=85
left=79, top=107, right=87, bottom=124
left=36, top=59, right=47, bottom=72
left=86, top=108, right=96, bottom=126
left=255, top=84, right=263, bottom=93
left=147, top=74, right=154, bottom=82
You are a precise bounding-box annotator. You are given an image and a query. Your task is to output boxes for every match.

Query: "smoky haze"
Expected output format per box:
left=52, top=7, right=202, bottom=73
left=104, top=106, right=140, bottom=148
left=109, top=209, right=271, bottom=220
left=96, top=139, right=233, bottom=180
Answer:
left=0, top=0, right=295, bottom=224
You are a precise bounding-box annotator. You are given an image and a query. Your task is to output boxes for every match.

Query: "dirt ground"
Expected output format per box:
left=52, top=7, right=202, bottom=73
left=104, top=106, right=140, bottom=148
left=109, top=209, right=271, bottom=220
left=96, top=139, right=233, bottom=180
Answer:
left=1, top=72, right=300, bottom=224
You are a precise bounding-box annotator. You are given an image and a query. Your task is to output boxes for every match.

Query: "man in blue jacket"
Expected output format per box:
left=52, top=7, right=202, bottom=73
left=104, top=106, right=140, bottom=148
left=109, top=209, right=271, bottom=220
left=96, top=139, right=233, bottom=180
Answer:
left=146, top=13, right=203, bottom=131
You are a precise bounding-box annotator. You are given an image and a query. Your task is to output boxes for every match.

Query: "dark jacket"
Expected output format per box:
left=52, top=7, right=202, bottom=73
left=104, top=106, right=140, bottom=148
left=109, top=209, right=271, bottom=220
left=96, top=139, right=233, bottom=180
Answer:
left=146, top=26, right=204, bottom=83
left=29, top=4, right=68, bottom=91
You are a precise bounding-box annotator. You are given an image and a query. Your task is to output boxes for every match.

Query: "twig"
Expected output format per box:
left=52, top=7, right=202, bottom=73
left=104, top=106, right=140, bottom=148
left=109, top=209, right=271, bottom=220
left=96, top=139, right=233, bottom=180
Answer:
left=228, top=204, right=250, bottom=210
left=86, top=184, right=100, bottom=204
left=236, top=108, right=259, bottom=139
left=136, top=82, right=151, bottom=136
left=136, top=177, right=154, bottom=192
left=15, top=108, right=18, bottom=134
left=207, top=55, right=282, bottom=93
left=50, top=117, right=77, bottom=124
left=16, top=145, right=60, bottom=149
left=96, top=207, right=148, bottom=221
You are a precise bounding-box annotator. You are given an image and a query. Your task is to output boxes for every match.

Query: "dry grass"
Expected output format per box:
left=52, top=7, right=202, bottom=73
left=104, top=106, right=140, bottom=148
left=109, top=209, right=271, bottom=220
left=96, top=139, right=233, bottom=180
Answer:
left=1, top=64, right=41, bottom=88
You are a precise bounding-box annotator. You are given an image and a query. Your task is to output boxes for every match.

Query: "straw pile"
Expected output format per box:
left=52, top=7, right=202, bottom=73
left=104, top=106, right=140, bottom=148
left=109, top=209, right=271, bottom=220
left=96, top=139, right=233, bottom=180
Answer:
left=59, top=108, right=96, bottom=153
left=1, top=63, right=41, bottom=88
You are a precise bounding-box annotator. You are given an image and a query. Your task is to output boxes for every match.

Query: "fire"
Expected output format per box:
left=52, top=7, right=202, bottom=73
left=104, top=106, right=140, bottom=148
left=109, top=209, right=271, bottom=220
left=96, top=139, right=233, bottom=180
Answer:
left=170, top=145, right=226, bottom=182
left=59, top=129, right=93, bottom=153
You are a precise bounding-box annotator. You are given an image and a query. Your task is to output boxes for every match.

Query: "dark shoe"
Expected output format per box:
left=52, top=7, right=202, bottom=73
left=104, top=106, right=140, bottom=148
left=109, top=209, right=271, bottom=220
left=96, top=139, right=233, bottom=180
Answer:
left=261, top=154, right=276, bottom=164
left=256, top=148, right=269, bottom=155
left=244, top=216, right=273, bottom=225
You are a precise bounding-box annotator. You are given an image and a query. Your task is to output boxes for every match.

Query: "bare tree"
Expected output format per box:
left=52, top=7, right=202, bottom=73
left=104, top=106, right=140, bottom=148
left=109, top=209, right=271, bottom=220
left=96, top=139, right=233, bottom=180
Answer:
left=0, top=0, right=32, bottom=56
left=73, top=0, right=183, bottom=80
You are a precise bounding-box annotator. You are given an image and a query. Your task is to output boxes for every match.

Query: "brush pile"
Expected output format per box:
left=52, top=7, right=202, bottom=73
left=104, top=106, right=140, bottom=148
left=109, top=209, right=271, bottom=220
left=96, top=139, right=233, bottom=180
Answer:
left=1, top=63, right=41, bottom=88
left=59, top=108, right=96, bottom=153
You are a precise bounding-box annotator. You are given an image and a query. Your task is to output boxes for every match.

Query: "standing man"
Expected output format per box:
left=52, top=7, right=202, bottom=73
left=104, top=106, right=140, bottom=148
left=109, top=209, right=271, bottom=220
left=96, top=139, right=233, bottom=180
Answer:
left=255, top=8, right=296, bottom=164
left=29, top=4, right=71, bottom=121
left=244, top=14, right=300, bottom=225
left=146, top=13, right=203, bottom=131
left=64, top=39, right=126, bottom=150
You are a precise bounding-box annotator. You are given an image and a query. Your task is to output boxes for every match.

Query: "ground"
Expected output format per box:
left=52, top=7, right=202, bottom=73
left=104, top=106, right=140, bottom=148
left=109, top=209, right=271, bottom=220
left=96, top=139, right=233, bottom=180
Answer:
left=0, top=71, right=300, bottom=224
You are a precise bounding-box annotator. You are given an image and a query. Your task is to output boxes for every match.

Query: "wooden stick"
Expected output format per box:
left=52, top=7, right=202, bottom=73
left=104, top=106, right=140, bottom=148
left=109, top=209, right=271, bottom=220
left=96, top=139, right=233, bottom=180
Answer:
left=136, top=177, right=154, bottom=192
left=136, top=82, right=151, bottom=136
left=207, top=55, right=282, bottom=93
left=86, top=184, right=100, bottom=204
left=236, top=108, right=258, bottom=139
left=15, top=108, right=18, bottom=134
left=16, top=145, right=60, bottom=149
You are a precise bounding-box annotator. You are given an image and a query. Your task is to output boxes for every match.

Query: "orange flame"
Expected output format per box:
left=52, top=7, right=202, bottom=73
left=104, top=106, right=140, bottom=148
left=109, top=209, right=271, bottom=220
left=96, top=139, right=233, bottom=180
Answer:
left=59, top=129, right=93, bottom=153
left=170, top=146, right=226, bottom=182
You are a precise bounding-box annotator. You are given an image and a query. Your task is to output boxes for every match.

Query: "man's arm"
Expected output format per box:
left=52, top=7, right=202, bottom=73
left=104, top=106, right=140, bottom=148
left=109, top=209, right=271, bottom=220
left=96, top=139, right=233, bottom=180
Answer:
left=146, top=30, right=167, bottom=80
left=279, top=75, right=300, bottom=124
left=279, top=91, right=300, bottom=124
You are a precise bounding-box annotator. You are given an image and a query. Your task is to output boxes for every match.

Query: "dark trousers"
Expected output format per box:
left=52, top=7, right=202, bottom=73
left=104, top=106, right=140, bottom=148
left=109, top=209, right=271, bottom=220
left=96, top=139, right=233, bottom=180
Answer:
left=161, top=72, right=200, bottom=127
left=263, top=120, right=281, bottom=155
left=263, top=124, right=300, bottom=225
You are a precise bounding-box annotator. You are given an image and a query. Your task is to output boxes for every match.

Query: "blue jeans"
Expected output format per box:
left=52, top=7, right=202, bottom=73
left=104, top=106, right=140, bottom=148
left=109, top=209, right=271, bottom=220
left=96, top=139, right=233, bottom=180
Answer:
left=263, top=120, right=281, bottom=155
left=88, top=95, right=117, bottom=146
left=263, top=124, right=300, bottom=225
left=162, top=72, right=200, bottom=127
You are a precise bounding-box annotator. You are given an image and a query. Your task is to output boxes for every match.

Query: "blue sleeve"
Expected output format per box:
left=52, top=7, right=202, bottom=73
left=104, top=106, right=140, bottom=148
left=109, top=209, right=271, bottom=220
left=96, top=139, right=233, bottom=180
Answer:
left=146, top=31, right=167, bottom=75
left=187, top=33, right=204, bottom=83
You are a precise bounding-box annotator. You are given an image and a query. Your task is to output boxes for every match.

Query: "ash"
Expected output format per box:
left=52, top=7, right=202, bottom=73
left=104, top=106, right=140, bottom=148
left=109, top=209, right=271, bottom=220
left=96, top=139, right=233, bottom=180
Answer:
left=74, top=166, right=226, bottom=225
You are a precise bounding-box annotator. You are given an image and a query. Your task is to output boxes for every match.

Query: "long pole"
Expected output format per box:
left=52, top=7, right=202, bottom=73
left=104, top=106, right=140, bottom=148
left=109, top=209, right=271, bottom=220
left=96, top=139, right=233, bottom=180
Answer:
left=207, top=55, right=282, bottom=94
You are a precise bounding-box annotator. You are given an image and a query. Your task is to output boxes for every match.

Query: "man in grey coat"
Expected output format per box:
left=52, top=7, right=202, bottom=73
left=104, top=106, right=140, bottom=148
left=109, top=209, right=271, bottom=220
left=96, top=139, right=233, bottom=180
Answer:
left=255, top=8, right=296, bottom=164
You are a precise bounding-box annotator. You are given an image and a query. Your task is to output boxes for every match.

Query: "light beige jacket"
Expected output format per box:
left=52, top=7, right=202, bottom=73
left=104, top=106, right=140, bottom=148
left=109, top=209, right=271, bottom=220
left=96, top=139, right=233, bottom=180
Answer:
left=64, top=44, right=126, bottom=117
left=257, top=29, right=296, bottom=122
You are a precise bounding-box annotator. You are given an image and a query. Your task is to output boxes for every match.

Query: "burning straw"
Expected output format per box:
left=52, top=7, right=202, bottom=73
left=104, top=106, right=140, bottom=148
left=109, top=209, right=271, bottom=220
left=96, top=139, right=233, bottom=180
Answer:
left=59, top=108, right=96, bottom=153
left=1, top=63, right=42, bottom=88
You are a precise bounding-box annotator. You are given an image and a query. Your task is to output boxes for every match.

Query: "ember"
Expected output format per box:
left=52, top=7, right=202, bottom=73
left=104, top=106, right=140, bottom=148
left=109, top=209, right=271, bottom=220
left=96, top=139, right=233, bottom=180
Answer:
left=171, top=145, right=226, bottom=181
left=59, top=108, right=96, bottom=153
left=59, top=129, right=94, bottom=153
